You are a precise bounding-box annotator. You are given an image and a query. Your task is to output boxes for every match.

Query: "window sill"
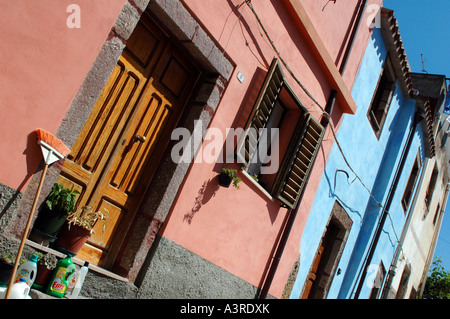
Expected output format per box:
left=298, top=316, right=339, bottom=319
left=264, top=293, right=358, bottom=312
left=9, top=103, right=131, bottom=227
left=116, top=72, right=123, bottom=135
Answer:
left=25, top=239, right=128, bottom=283
left=240, top=169, right=274, bottom=202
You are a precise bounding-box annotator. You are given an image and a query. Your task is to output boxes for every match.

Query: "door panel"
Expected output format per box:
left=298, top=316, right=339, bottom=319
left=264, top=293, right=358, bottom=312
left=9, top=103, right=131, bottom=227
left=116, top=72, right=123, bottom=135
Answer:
left=301, top=245, right=324, bottom=299
left=56, top=15, right=200, bottom=268
left=78, top=65, right=141, bottom=173
left=109, top=90, right=172, bottom=195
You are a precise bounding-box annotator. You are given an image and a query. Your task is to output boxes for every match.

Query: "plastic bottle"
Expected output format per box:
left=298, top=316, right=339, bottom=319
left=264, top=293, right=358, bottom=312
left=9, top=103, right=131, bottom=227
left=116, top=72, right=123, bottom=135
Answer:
left=67, top=261, right=89, bottom=299
left=65, top=264, right=80, bottom=297
left=14, top=253, right=38, bottom=287
left=9, top=278, right=31, bottom=299
left=46, top=254, right=76, bottom=298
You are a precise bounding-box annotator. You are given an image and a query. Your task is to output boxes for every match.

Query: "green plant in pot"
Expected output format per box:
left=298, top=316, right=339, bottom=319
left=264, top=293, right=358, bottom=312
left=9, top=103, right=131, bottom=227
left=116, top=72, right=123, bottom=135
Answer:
left=219, top=168, right=242, bottom=189
left=54, top=206, right=108, bottom=256
left=31, top=183, right=80, bottom=242
left=32, top=252, right=58, bottom=291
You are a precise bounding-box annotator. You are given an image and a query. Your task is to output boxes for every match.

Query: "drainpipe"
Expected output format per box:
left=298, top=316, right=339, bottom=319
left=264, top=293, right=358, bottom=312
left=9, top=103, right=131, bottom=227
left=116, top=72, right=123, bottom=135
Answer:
left=339, top=0, right=367, bottom=75
left=258, top=90, right=337, bottom=299
left=353, top=110, right=425, bottom=299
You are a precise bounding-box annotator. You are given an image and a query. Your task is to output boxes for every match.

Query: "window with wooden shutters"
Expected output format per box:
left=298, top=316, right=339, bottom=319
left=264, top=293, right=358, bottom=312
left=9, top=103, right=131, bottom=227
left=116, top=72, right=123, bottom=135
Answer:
left=271, top=113, right=324, bottom=208
left=236, top=58, right=284, bottom=167
left=236, top=58, right=325, bottom=209
left=367, top=55, right=397, bottom=138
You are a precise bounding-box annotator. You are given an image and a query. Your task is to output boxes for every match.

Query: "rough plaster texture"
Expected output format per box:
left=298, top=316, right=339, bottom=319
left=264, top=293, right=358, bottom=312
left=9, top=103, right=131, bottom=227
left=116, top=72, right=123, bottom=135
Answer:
left=137, top=236, right=260, bottom=299
left=81, top=272, right=138, bottom=299
left=0, top=183, right=23, bottom=257
left=0, top=183, right=22, bottom=231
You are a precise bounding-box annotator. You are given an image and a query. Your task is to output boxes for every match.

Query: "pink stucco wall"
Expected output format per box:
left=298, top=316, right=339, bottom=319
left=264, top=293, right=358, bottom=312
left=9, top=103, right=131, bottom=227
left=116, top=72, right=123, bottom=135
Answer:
left=301, top=0, right=383, bottom=89
left=162, top=0, right=381, bottom=298
left=0, top=0, right=126, bottom=191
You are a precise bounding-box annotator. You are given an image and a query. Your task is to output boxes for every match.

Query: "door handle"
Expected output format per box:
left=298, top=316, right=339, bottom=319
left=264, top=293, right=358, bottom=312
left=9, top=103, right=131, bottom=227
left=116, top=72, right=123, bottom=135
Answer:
left=134, top=135, right=146, bottom=143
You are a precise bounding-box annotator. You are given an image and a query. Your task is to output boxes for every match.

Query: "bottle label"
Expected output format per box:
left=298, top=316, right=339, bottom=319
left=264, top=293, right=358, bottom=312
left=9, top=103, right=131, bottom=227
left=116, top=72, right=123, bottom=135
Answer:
left=66, top=270, right=80, bottom=295
left=15, top=269, right=31, bottom=285
left=50, top=267, right=68, bottom=293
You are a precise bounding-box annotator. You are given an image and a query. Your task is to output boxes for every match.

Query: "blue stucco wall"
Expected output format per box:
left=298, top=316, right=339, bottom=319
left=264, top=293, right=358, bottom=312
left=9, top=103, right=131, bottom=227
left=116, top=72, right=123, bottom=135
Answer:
left=289, top=28, right=425, bottom=299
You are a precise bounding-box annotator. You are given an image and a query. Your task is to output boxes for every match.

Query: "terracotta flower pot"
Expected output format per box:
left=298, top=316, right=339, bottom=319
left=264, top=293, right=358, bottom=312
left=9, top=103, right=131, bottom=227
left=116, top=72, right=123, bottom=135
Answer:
left=32, top=264, right=54, bottom=291
left=54, top=222, right=91, bottom=256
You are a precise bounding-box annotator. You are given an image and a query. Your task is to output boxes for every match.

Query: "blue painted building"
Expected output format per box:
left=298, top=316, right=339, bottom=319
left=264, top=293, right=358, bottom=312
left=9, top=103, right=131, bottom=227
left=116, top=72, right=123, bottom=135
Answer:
left=289, top=8, right=438, bottom=299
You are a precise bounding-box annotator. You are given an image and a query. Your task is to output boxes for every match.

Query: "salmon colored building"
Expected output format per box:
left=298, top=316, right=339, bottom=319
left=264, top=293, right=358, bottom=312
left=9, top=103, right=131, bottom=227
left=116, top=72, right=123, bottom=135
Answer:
left=0, top=0, right=382, bottom=298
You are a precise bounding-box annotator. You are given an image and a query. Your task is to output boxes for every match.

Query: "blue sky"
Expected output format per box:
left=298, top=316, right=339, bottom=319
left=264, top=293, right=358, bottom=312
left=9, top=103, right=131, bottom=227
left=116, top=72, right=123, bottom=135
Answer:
left=384, top=0, right=450, bottom=77
left=384, top=0, right=450, bottom=271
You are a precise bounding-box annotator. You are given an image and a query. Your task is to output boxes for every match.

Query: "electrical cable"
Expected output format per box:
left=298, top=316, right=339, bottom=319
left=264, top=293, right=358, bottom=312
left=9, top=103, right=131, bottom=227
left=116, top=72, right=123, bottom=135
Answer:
left=245, top=0, right=401, bottom=244
left=222, top=1, right=247, bottom=54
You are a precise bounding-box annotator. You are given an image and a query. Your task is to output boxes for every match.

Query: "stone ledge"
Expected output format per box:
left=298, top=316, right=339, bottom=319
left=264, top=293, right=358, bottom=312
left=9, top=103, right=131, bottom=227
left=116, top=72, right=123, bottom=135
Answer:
left=29, top=288, right=58, bottom=299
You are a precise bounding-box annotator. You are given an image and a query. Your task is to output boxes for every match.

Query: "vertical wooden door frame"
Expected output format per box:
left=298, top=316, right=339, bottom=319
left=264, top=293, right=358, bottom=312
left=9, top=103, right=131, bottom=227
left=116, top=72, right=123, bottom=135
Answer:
left=300, top=201, right=353, bottom=298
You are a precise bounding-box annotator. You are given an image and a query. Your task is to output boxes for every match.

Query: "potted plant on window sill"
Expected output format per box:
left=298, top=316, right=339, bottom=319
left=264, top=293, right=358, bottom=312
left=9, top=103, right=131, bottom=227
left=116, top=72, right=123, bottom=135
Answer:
left=53, top=206, right=108, bottom=256
left=30, top=183, right=80, bottom=245
left=219, top=168, right=242, bottom=189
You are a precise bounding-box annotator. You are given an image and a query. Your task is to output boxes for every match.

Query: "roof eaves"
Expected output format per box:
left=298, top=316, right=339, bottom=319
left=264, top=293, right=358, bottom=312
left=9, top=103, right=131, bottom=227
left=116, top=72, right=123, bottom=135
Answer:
left=380, top=8, right=414, bottom=97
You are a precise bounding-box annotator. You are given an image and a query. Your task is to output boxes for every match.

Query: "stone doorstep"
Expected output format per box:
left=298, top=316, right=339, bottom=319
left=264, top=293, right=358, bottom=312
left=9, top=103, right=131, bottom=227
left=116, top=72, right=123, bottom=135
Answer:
left=25, top=240, right=128, bottom=282
left=30, top=288, right=58, bottom=299
left=30, top=288, right=89, bottom=299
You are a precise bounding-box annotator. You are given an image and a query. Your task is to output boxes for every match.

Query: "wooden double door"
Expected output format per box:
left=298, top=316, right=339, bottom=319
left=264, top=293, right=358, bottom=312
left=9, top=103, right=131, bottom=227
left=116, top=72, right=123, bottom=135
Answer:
left=57, top=15, right=200, bottom=268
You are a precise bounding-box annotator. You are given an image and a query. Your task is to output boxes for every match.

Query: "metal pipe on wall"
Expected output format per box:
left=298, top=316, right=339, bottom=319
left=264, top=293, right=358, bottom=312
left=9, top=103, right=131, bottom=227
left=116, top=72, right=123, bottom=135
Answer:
left=258, top=90, right=337, bottom=299
left=339, top=0, right=367, bottom=75
left=353, top=111, right=425, bottom=299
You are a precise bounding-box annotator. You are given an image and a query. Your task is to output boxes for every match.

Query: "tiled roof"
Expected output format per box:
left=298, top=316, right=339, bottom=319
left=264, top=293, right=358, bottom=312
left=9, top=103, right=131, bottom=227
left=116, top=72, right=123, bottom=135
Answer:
left=380, top=8, right=414, bottom=97
left=381, top=8, right=441, bottom=158
left=423, top=99, right=436, bottom=157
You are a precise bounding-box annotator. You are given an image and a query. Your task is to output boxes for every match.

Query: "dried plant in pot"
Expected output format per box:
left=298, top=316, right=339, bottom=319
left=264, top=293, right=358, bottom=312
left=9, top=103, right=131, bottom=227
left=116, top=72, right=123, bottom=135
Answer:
left=53, top=206, right=108, bottom=256
left=32, top=252, right=58, bottom=291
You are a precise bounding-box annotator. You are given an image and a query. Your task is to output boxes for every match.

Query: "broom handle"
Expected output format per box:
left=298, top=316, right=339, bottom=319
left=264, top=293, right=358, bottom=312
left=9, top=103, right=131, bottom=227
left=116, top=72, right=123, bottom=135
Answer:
left=5, top=163, right=48, bottom=299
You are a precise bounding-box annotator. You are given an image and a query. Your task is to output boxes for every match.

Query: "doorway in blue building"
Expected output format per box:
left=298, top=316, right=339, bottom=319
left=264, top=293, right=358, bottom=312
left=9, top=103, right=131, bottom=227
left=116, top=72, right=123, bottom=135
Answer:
left=301, top=201, right=352, bottom=299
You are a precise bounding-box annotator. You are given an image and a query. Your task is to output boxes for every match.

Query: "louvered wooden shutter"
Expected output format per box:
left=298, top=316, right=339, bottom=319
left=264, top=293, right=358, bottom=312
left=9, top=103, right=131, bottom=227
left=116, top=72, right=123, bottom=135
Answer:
left=272, top=113, right=324, bottom=209
left=236, top=58, right=284, bottom=166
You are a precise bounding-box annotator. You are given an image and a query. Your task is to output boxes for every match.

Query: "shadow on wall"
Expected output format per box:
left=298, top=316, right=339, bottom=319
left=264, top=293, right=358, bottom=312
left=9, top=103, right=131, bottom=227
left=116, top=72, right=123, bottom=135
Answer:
left=184, top=177, right=220, bottom=224
left=0, top=130, right=43, bottom=223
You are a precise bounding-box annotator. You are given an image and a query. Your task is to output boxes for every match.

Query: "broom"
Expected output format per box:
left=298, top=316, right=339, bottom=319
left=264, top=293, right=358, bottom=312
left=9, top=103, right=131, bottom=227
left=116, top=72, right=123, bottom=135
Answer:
left=5, top=129, right=70, bottom=299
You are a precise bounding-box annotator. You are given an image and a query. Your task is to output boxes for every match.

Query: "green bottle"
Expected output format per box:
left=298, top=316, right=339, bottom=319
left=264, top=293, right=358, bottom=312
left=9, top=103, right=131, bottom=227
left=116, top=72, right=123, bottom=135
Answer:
left=46, top=254, right=76, bottom=298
